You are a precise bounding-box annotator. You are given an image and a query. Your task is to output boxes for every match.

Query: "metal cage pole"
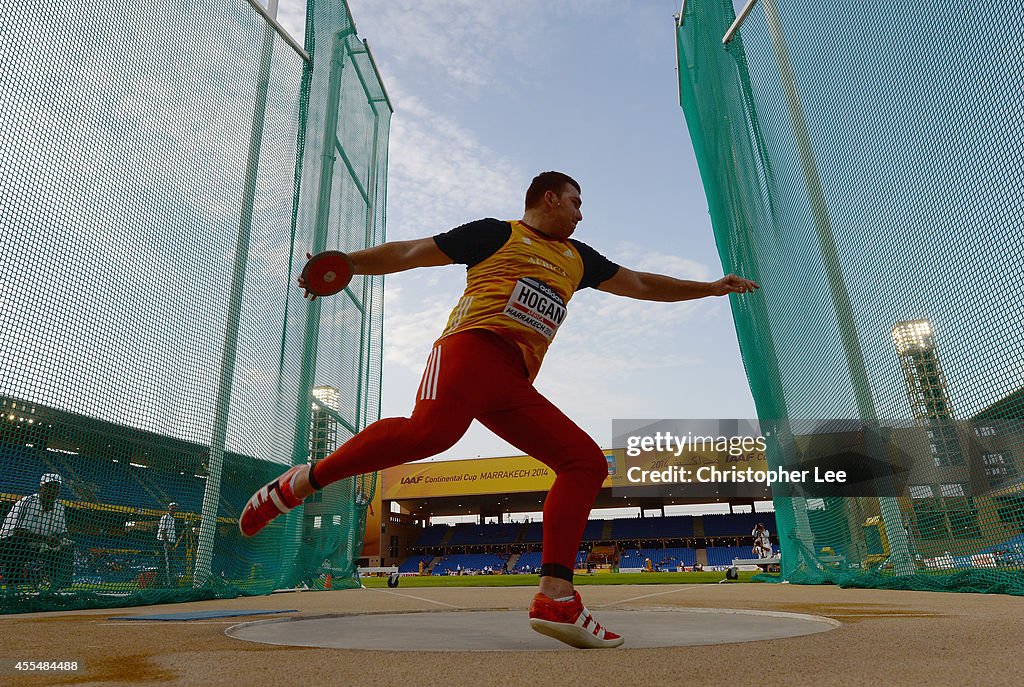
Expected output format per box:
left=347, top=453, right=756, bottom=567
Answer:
left=194, top=17, right=278, bottom=586
left=758, top=0, right=915, bottom=575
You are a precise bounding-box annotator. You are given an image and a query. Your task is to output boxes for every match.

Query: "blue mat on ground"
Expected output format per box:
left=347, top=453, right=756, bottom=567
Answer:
left=110, top=609, right=298, bottom=621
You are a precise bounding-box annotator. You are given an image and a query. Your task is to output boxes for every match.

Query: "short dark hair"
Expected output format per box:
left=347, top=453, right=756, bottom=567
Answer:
left=525, top=171, right=581, bottom=209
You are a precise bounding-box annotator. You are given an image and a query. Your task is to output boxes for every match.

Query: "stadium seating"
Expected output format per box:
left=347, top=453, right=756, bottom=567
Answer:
left=0, top=443, right=46, bottom=494
left=398, top=555, right=434, bottom=573
left=653, top=515, right=696, bottom=538
left=619, top=547, right=696, bottom=569
left=515, top=516, right=701, bottom=545
left=1, top=442, right=251, bottom=518
left=412, top=524, right=451, bottom=547
left=431, top=553, right=508, bottom=575
left=509, top=549, right=589, bottom=573
left=581, top=519, right=607, bottom=541
left=706, top=545, right=758, bottom=566
left=397, top=513, right=783, bottom=575
left=446, top=522, right=522, bottom=546
left=520, top=522, right=543, bottom=543
left=612, top=515, right=694, bottom=540
left=701, top=513, right=776, bottom=536
left=513, top=551, right=542, bottom=572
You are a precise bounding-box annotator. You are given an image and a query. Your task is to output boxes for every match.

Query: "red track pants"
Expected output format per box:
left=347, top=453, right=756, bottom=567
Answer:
left=311, top=329, right=608, bottom=572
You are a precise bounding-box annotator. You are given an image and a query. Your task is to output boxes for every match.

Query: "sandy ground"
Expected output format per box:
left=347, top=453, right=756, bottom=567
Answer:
left=1, top=582, right=1021, bottom=686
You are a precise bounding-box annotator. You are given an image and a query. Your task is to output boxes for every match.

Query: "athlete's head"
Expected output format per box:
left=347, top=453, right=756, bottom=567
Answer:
left=523, top=171, right=583, bottom=239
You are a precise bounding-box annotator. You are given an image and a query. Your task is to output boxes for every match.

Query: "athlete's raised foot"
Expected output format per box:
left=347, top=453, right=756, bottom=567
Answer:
left=528, top=591, right=624, bottom=649
left=239, top=464, right=307, bottom=537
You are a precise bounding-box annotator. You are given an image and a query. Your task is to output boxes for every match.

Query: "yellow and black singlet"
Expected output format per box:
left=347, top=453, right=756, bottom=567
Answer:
left=432, top=218, right=619, bottom=381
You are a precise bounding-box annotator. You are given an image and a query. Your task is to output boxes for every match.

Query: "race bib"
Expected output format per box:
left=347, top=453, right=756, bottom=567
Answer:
left=502, top=278, right=567, bottom=341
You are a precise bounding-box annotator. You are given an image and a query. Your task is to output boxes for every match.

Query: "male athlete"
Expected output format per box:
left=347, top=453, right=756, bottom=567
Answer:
left=241, top=172, right=758, bottom=648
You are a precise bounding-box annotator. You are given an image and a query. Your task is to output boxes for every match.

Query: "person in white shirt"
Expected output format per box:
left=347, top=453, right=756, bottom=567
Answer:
left=752, top=522, right=773, bottom=559
left=157, top=502, right=178, bottom=587
left=0, top=473, right=73, bottom=591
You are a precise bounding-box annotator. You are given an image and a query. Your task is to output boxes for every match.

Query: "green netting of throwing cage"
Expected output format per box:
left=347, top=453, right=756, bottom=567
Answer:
left=0, top=0, right=390, bottom=613
left=676, top=0, right=1024, bottom=594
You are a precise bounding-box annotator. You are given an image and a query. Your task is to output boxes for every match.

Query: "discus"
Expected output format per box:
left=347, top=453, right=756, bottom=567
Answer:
left=300, top=250, right=354, bottom=297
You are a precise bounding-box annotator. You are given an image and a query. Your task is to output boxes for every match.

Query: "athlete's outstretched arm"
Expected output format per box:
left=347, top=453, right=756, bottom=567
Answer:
left=346, top=238, right=453, bottom=275
left=596, top=266, right=758, bottom=302
left=298, top=238, right=452, bottom=299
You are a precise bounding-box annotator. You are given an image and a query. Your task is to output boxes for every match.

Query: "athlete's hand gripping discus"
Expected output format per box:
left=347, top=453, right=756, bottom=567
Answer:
left=298, top=250, right=354, bottom=299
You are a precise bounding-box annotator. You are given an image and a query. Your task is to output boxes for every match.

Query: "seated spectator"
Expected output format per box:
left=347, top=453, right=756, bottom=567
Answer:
left=0, top=474, right=74, bottom=592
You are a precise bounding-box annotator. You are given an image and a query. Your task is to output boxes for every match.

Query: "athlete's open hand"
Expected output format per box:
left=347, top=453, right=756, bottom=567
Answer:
left=709, top=274, right=759, bottom=296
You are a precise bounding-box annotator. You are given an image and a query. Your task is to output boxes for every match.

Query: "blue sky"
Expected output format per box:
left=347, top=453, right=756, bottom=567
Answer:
left=275, top=1, right=758, bottom=460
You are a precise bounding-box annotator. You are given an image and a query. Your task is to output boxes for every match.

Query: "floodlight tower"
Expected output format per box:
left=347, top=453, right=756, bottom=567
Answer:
left=311, top=385, right=341, bottom=463
left=892, top=319, right=953, bottom=420
left=892, top=319, right=961, bottom=467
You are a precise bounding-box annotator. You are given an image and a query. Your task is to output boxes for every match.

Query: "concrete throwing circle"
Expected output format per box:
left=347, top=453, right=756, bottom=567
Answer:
left=226, top=608, right=839, bottom=651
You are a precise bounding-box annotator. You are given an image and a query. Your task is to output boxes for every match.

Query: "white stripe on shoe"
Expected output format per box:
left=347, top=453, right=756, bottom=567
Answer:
left=529, top=617, right=623, bottom=649
left=530, top=601, right=624, bottom=649
left=576, top=606, right=607, bottom=640
left=268, top=488, right=293, bottom=514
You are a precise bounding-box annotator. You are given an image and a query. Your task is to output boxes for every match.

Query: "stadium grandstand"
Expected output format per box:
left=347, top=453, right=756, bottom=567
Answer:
left=388, top=514, right=775, bottom=575
left=0, top=396, right=278, bottom=589
left=1, top=385, right=378, bottom=601
left=370, top=452, right=779, bottom=576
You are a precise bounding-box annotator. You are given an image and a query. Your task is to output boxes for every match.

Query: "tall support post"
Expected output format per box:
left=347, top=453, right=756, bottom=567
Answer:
left=355, top=100, right=381, bottom=431
left=686, top=11, right=816, bottom=575
left=282, top=29, right=350, bottom=587
left=194, top=20, right=276, bottom=586
left=760, top=0, right=913, bottom=575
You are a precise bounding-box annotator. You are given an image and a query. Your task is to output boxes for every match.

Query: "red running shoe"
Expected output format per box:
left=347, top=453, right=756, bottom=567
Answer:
left=528, top=591, right=624, bottom=648
left=238, top=465, right=307, bottom=537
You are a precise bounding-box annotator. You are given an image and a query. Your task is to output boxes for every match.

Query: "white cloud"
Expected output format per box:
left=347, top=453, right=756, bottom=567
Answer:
left=381, top=276, right=462, bottom=371
left=345, top=1, right=620, bottom=96
left=272, top=4, right=306, bottom=46
left=275, top=1, right=531, bottom=94
left=384, top=81, right=523, bottom=236
left=611, top=242, right=714, bottom=282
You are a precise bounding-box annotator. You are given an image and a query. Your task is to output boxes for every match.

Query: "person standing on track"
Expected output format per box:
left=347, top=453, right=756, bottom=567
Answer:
left=157, top=502, right=178, bottom=587
left=240, top=171, right=758, bottom=648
